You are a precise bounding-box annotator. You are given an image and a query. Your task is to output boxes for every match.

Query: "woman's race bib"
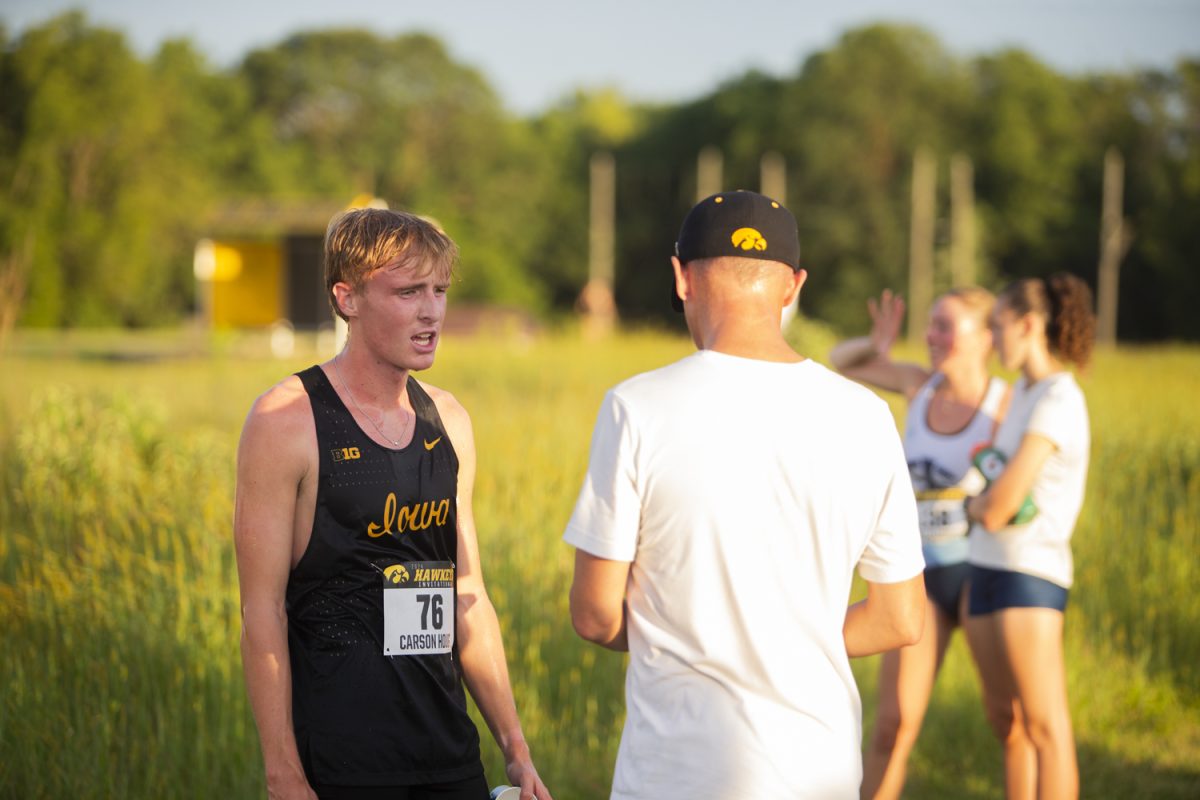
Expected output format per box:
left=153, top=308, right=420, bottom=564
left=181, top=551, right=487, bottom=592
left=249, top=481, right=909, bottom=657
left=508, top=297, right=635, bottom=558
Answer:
left=916, top=488, right=970, bottom=543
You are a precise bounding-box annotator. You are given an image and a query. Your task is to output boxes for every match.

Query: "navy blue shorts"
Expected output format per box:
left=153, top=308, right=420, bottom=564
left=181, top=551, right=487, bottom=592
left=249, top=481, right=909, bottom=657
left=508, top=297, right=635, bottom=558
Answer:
left=923, top=562, right=971, bottom=619
left=313, top=773, right=489, bottom=799
left=968, top=565, right=1068, bottom=615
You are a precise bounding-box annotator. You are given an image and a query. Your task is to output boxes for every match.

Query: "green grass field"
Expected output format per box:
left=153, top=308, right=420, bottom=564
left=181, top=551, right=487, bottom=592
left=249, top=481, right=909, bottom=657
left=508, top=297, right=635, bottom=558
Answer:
left=2, top=327, right=1198, bottom=798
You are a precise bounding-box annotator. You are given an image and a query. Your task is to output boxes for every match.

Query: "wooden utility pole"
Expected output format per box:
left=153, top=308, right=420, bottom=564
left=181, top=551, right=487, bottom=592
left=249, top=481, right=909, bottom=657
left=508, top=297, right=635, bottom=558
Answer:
left=1097, top=147, right=1129, bottom=347
left=760, top=151, right=786, bottom=205
left=192, top=239, right=216, bottom=329
left=582, top=151, right=617, bottom=336
left=697, top=146, right=723, bottom=201
left=0, top=231, right=31, bottom=351
left=760, top=151, right=797, bottom=328
left=949, top=153, right=976, bottom=288
left=908, top=149, right=936, bottom=344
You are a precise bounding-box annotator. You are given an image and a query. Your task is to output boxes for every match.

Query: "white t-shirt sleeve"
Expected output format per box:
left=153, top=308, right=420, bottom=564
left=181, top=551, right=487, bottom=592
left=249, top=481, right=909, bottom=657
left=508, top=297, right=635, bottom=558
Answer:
left=857, top=428, right=925, bottom=584
left=1025, top=381, right=1084, bottom=456
left=562, top=391, right=640, bottom=562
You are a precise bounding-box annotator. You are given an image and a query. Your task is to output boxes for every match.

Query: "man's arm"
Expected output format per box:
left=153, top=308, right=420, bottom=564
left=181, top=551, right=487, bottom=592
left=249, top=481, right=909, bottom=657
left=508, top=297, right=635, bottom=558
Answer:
left=234, top=380, right=318, bottom=800
left=847, top=419, right=927, bottom=658
left=434, top=389, right=552, bottom=800
left=569, top=550, right=630, bottom=651
left=843, top=575, right=926, bottom=658
left=967, top=433, right=1056, bottom=532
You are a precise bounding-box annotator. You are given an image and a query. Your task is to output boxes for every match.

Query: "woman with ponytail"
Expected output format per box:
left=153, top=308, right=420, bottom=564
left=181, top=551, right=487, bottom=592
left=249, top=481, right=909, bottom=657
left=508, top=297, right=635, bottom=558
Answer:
left=964, top=272, right=1096, bottom=800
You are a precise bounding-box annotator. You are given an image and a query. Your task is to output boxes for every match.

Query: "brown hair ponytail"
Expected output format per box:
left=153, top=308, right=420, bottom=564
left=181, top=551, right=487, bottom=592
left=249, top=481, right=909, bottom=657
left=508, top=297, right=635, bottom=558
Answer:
left=999, top=273, right=1096, bottom=368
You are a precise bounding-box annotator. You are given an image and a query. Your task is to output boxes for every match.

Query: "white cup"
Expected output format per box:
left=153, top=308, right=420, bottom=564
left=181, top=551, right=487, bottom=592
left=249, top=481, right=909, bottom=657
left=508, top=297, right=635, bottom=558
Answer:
left=490, top=786, right=521, bottom=800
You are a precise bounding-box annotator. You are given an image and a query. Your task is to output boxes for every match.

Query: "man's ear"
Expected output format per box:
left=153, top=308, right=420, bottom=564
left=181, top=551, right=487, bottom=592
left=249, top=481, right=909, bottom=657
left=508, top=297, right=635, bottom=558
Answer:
left=783, top=268, right=807, bottom=307
left=671, top=256, right=690, bottom=306
left=332, top=282, right=357, bottom=319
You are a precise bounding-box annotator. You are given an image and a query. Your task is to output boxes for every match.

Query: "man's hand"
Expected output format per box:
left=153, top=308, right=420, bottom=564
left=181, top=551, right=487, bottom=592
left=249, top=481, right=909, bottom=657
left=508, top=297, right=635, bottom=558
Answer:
left=843, top=573, right=926, bottom=658
left=504, top=740, right=554, bottom=800
left=266, top=767, right=319, bottom=800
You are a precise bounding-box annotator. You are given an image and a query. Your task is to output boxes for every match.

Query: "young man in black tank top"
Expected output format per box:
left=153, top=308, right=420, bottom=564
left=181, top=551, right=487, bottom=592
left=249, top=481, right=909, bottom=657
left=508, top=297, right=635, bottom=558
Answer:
left=235, top=209, right=552, bottom=800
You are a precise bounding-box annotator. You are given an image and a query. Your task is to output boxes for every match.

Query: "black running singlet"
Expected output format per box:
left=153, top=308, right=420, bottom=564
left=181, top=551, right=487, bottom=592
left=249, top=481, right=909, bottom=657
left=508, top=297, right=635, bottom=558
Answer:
left=286, top=366, right=482, bottom=786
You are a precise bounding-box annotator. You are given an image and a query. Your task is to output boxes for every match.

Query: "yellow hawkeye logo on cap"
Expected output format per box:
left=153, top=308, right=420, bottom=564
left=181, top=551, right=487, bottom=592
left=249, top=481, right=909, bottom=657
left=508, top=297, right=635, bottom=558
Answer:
left=731, top=227, right=767, bottom=251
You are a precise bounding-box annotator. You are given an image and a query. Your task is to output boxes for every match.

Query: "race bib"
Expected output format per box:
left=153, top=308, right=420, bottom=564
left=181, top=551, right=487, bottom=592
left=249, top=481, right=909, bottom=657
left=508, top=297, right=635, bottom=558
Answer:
left=915, top=488, right=970, bottom=543
left=382, top=561, right=455, bottom=656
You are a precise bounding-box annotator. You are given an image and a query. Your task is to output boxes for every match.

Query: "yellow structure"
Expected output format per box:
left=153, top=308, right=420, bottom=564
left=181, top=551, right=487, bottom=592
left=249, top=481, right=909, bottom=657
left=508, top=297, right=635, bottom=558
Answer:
left=195, top=195, right=385, bottom=330
left=194, top=240, right=283, bottom=327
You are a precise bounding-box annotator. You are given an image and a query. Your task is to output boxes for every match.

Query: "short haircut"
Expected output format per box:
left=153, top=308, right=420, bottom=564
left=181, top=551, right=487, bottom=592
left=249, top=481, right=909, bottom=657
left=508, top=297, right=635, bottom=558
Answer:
left=324, top=208, right=458, bottom=321
left=689, top=255, right=792, bottom=288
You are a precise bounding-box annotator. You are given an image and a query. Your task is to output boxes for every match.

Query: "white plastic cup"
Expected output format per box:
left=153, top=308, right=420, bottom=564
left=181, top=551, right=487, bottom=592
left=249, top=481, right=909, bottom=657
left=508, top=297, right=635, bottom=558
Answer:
left=490, top=786, right=520, bottom=800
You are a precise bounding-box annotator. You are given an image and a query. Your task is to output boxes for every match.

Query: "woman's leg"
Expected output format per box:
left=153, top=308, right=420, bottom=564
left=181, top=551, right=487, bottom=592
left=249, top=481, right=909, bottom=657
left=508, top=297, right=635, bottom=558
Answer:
left=994, top=608, right=1077, bottom=799
left=964, top=609, right=1036, bottom=800
left=860, top=597, right=954, bottom=799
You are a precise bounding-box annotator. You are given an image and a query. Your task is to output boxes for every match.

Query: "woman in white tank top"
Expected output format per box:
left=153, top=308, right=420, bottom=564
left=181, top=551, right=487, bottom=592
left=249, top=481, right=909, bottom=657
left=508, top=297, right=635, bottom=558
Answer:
left=830, top=287, right=1009, bottom=800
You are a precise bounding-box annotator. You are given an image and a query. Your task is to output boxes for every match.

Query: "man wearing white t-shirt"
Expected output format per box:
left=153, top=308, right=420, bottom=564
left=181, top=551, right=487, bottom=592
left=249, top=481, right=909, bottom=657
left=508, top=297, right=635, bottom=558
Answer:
left=564, top=191, right=927, bottom=799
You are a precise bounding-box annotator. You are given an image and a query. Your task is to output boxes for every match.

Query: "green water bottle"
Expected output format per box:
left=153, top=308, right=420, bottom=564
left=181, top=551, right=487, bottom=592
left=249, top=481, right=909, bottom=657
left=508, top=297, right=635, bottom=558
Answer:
left=971, top=446, right=1038, bottom=525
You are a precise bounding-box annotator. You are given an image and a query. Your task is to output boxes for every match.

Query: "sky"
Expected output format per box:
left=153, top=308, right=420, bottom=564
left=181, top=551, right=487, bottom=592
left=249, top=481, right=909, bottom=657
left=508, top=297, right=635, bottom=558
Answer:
left=4, top=0, right=1199, bottom=114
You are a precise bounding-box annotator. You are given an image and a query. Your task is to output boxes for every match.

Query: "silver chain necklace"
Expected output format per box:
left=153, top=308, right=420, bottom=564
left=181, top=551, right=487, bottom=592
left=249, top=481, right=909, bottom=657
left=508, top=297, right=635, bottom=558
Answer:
left=332, top=356, right=412, bottom=448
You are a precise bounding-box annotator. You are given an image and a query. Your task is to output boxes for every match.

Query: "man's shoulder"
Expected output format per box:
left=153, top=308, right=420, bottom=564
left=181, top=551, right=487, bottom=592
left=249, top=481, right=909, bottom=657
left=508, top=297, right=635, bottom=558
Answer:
left=798, top=359, right=894, bottom=412
left=246, top=373, right=312, bottom=429
left=607, top=354, right=891, bottom=413
left=412, top=376, right=464, bottom=411
left=790, top=362, right=906, bottom=451
left=411, top=377, right=471, bottom=440
left=602, top=355, right=705, bottom=414
left=239, top=373, right=317, bottom=478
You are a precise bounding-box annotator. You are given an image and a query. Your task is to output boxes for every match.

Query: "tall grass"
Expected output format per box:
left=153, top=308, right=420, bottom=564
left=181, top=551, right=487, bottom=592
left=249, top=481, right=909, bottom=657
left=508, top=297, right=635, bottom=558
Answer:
left=0, top=389, right=255, bottom=797
left=1, top=332, right=1198, bottom=798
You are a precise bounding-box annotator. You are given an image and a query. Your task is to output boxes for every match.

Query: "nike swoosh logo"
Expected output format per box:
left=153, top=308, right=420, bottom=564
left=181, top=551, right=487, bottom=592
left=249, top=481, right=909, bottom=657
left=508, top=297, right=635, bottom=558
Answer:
left=424, top=437, right=442, bottom=451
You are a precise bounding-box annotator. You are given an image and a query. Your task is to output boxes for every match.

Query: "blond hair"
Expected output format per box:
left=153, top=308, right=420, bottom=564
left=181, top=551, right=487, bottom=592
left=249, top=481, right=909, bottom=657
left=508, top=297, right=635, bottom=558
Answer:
left=941, top=286, right=995, bottom=328
left=324, top=208, right=458, bottom=321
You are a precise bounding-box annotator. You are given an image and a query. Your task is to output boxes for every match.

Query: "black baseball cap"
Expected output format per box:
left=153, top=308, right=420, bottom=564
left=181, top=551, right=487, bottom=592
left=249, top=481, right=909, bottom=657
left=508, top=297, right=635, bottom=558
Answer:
left=671, top=190, right=800, bottom=311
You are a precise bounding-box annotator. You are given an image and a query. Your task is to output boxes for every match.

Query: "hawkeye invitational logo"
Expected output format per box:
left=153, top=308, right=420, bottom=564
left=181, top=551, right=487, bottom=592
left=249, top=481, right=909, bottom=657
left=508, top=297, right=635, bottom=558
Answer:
left=731, top=227, right=767, bottom=252
left=383, top=563, right=453, bottom=586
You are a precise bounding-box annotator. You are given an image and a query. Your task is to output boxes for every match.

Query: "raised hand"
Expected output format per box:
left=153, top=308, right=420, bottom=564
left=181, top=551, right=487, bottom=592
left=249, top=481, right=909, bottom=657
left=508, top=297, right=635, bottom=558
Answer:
left=867, top=289, right=906, bottom=358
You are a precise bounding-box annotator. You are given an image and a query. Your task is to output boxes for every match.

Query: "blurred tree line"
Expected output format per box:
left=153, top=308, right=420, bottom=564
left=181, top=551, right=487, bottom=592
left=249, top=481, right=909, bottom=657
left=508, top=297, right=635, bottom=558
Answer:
left=1, top=12, right=1197, bottom=339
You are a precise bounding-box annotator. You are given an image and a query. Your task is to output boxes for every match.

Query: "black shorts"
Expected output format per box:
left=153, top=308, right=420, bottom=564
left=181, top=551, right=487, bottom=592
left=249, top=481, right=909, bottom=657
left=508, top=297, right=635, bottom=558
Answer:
left=313, top=773, right=489, bottom=800
left=923, top=562, right=971, bottom=619
left=968, top=565, right=1069, bottom=615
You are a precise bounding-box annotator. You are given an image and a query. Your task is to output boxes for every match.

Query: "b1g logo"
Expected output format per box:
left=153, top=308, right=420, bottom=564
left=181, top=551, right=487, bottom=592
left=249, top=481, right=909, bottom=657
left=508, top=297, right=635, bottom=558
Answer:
left=332, top=446, right=361, bottom=462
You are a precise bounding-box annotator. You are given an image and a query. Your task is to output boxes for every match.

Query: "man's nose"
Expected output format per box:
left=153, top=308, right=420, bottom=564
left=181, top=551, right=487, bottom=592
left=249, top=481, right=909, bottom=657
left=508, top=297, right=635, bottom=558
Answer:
left=418, top=290, right=442, bottom=321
